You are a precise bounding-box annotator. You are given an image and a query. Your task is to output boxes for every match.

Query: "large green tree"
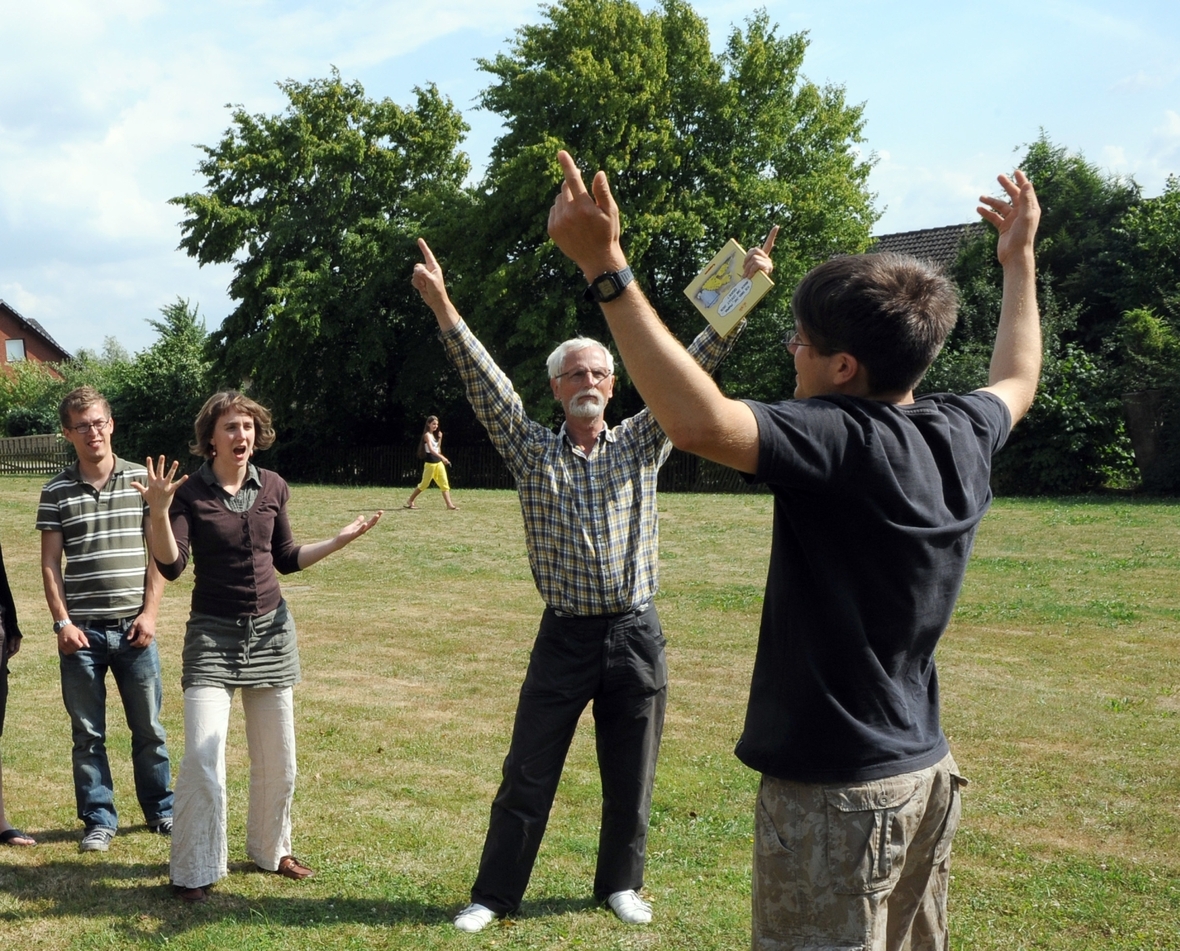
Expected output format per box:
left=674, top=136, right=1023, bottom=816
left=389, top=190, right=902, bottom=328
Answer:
left=1119, top=174, right=1180, bottom=321
left=106, top=299, right=213, bottom=466
left=171, top=71, right=470, bottom=466
left=931, top=134, right=1180, bottom=493
left=441, top=0, right=876, bottom=422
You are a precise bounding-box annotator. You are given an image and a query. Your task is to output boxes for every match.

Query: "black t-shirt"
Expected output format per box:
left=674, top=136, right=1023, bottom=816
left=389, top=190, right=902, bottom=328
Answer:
left=737, top=391, right=1010, bottom=783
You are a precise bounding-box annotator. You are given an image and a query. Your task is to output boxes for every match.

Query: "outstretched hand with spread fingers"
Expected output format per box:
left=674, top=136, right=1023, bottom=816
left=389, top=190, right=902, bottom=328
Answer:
left=130, top=456, right=188, bottom=515
left=978, top=170, right=1040, bottom=267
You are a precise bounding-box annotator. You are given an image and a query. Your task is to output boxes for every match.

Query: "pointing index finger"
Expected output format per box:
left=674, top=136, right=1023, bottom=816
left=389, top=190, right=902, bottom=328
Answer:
left=556, top=150, right=588, bottom=198
left=417, top=238, right=439, bottom=269
left=761, top=224, right=780, bottom=256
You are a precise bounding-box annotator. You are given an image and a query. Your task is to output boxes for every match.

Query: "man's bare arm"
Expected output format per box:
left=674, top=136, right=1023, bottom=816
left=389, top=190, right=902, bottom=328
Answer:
left=127, top=518, right=166, bottom=648
left=547, top=150, right=760, bottom=473
left=40, top=530, right=89, bottom=654
left=978, top=170, right=1042, bottom=425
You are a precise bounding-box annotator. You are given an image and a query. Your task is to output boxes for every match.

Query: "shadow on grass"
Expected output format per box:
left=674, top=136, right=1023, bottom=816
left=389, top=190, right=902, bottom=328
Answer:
left=0, top=860, right=453, bottom=936
left=515, top=896, right=601, bottom=919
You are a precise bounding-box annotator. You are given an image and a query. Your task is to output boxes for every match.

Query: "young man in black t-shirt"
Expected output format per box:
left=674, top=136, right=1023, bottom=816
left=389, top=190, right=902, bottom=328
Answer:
left=548, top=150, right=1041, bottom=951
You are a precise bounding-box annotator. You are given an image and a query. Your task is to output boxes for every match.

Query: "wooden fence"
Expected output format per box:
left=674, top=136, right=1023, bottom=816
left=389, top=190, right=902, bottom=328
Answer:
left=0, top=433, right=71, bottom=475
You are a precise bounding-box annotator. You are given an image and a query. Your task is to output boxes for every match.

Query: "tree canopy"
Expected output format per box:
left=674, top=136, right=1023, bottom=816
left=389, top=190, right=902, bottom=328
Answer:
left=161, top=11, right=1180, bottom=494
left=441, top=0, right=876, bottom=421
left=171, top=70, right=470, bottom=463
left=106, top=299, right=213, bottom=465
left=933, top=134, right=1180, bottom=492
left=170, top=0, right=876, bottom=456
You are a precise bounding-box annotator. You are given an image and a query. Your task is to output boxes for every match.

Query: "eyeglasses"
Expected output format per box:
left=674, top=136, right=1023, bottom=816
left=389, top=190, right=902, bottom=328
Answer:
left=71, top=418, right=109, bottom=434
left=782, top=330, right=812, bottom=354
left=555, top=367, right=612, bottom=386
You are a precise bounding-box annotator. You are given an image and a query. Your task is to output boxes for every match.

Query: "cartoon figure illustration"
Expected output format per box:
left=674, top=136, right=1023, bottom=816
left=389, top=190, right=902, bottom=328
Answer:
left=694, top=251, right=739, bottom=309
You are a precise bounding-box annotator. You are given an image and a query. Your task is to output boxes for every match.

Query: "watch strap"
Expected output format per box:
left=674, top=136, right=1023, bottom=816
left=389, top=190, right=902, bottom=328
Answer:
left=583, top=266, right=634, bottom=304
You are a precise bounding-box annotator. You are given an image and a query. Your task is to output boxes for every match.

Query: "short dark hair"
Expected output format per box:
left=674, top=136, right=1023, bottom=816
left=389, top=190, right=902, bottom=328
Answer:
left=791, top=253, right=958, bottom=395
left=190, top=390, right=276, bottom=458
left=59, top=386, right=111, bottom=430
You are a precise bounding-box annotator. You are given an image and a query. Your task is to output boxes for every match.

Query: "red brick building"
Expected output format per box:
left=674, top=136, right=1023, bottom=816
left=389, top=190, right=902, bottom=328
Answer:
left=0, top=300, right=71, bottom=376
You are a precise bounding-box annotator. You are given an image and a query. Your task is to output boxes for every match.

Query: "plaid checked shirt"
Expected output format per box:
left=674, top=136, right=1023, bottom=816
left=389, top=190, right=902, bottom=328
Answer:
left=441, top=318, right=743, bottom=616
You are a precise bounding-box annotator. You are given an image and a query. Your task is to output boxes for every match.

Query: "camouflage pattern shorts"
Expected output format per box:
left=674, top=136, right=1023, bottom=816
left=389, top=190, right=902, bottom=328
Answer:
left=752, top=753, right=966, bottom=951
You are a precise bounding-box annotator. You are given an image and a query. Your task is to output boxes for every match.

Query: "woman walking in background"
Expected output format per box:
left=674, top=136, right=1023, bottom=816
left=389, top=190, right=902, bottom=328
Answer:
left=134, top=390, right=381, bottom=902
left=404, top=416, right=458, bottom=510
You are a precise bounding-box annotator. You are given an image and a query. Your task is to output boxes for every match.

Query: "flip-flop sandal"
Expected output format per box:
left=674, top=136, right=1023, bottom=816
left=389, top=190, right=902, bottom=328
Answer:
left=0, top=828, right=36, bottom=846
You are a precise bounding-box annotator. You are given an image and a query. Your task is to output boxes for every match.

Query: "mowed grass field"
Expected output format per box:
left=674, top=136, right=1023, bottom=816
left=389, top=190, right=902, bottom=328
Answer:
left=0, top=477, right=1176, bottom=949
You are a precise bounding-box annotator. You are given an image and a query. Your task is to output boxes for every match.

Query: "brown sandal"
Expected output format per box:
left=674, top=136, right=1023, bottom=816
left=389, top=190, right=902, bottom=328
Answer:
left=272, top=854, right=315, bottom=880
left=174, top=884, right=211, bottom=903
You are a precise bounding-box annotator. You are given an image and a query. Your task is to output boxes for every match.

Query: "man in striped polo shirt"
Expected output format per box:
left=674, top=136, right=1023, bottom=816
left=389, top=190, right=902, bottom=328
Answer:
left=37, top=386, right=173, bottom=853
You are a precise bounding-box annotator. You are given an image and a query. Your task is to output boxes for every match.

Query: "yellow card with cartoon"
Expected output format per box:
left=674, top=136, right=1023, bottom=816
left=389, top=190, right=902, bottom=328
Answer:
left=684, top=239, right=774, bottom=336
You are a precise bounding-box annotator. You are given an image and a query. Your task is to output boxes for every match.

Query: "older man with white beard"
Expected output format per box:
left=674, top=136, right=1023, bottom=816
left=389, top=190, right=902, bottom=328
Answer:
left=411, top=237, right=772, bottom=932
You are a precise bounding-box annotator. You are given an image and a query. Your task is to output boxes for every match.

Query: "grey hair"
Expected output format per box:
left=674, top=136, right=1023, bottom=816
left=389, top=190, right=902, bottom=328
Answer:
left=545, top=337, right=615, bottom=380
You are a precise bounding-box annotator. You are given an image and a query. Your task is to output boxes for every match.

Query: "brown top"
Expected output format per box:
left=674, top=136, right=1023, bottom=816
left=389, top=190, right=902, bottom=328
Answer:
left=158, top=467, right=302, bottom=617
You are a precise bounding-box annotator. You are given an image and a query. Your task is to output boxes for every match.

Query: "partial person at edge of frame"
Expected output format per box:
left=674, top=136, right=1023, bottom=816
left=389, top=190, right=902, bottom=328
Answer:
left=547, top=148, right=1042, bottom=951
left=404, top=415, right=458, bottom=510
left=410, top=226, right=775, bottom=933
left=37, top=385, right=173, bottom=853
left=133, top=389, right=382, bottom=903
left=0, top=523, right=31, bottom=848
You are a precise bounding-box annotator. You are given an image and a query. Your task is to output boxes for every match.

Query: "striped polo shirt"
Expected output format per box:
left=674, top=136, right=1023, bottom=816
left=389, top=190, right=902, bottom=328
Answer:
left=36, top=457, right=150, bottom=620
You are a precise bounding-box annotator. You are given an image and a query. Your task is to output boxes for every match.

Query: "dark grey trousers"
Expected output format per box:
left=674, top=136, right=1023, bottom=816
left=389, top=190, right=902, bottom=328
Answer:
left=470, top=603, right=667, bottom=915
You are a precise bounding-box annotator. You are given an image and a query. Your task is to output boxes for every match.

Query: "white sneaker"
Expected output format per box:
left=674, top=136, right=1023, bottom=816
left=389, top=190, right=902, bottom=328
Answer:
left=454, top=903, right=497, bottom=933
left=607, top=889, right=652, bottom=924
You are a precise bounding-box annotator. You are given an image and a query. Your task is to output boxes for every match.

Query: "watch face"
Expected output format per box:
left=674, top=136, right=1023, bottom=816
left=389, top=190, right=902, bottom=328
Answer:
left=595, top=276, right=616, bottom=297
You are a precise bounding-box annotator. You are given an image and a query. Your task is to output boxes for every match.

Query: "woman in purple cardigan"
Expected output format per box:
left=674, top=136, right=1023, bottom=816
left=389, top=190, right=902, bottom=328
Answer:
left=135, top=391, right=381, bottom=902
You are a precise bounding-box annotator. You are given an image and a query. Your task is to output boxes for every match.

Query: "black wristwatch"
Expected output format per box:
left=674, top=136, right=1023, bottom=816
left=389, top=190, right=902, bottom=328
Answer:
left=583, top=266, right=634, bottom=304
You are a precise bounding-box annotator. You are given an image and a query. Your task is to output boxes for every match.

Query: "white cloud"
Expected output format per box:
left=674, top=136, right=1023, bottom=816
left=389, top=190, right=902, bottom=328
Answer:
left=1141, top=109, right=1180, bottom=191
left=1044, top=0, right=1147, bottom=43
left=1113, top=70, right=1167, bottom=92
left=1155, top=109, right=1180, bottom=138
left=868, top=151, right=1006, bottom=234
left=1103, top=145, right=1130, bottom=171
left=0, top=283, right=49, bottom=319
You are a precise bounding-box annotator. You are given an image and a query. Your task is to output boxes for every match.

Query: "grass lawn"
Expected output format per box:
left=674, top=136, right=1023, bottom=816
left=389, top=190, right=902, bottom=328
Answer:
left=0, top=478, right=1176, bottom=949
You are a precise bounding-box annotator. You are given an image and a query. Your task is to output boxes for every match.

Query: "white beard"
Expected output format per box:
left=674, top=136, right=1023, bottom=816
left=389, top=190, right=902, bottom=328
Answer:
left=567, top=389, right=605, bottom=418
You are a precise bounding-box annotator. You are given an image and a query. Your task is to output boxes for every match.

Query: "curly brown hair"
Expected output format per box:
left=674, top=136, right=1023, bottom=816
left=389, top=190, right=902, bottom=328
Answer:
left=190, top=390, right=276, bottom=458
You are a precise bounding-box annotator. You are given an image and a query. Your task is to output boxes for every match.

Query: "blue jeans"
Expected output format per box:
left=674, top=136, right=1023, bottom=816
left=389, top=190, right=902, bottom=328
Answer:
left=59, top=618, right=173, bottom=830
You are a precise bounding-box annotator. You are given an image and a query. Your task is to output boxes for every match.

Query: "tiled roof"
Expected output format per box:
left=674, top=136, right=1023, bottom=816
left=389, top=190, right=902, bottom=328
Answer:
left=869, top=222, right=987, bottom=269
left=0, top=300, right=73, bottom=360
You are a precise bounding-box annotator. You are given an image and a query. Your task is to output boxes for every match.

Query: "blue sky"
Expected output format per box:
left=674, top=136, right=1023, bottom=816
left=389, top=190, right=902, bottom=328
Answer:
left=1, top=0, right=1177, bottom=354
